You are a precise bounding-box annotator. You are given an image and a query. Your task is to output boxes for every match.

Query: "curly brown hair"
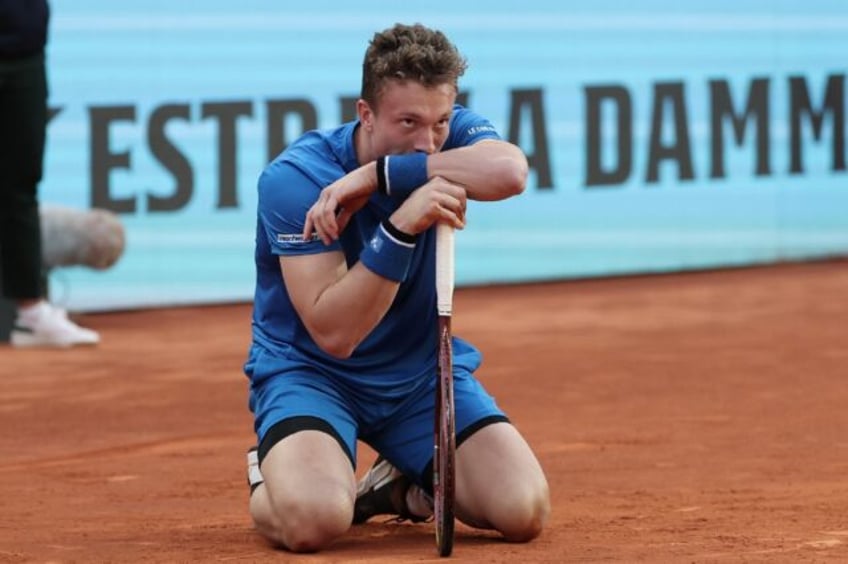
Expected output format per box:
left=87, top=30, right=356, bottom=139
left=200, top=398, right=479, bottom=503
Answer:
left=360, top=23, right=468, bottom=109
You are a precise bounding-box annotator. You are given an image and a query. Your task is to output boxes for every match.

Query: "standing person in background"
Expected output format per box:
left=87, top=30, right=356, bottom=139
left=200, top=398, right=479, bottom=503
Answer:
left=244, top=22, right=549, bottom=552
left=0, top=0, right=99, bottom=347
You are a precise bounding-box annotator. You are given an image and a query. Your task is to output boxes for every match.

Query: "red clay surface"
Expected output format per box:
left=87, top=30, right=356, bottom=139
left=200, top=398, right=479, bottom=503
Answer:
left=2, top=260, right=848, bottom=562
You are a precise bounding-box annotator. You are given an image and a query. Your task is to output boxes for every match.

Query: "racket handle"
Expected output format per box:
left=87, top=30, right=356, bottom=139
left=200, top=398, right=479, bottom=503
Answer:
left=435, top=223, right=455, bottom=317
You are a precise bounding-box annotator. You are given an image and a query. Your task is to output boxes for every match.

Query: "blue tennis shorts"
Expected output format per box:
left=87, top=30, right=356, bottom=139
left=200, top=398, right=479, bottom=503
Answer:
left=246, top=351, right=508, bottom=489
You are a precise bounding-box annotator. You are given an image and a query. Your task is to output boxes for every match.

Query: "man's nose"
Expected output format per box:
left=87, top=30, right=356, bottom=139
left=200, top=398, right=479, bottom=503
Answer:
left=414, top=129, right=437, bottom=154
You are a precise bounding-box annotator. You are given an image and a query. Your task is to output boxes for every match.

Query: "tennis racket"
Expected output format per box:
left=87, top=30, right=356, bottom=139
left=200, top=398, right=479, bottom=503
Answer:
left=434, top=222, right=456, bottom=557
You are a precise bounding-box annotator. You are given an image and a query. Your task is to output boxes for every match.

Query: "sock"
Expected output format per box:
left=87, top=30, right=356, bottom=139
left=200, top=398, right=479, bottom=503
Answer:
left=405, top=484, right=434, bottom=519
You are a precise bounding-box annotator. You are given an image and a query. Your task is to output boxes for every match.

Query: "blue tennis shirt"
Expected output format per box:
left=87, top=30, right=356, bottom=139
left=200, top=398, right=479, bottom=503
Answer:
left=249, top=105, right=501, bottom=399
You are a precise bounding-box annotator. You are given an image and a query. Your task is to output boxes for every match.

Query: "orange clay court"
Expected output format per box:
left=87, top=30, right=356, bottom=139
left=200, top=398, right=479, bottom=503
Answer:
left=1, top=259, right=847, bottom=562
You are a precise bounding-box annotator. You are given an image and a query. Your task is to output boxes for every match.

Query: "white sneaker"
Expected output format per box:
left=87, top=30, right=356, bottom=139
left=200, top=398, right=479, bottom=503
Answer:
left=247, top=446, right=264, bottom=494
left=10, top=302, right=100, bottom=348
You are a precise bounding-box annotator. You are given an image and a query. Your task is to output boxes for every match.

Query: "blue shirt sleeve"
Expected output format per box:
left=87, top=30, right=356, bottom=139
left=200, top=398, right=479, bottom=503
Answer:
left=257, top=160, right=342, bottom=256
left=443, top=105, right=503, bottom=150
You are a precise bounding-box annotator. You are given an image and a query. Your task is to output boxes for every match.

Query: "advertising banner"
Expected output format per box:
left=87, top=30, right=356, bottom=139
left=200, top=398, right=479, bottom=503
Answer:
left=42, top=0, right=848, bottom=310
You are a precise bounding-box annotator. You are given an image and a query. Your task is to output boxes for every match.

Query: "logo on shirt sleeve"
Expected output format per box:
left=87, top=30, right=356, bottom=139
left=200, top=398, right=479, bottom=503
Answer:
left=277, top=233, right=320, bottom=243
left=466, top=125, right=497, bottom=136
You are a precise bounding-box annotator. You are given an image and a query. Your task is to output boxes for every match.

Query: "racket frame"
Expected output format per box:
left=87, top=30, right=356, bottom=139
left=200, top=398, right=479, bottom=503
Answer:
left=434, top=223, right=456, bottom=557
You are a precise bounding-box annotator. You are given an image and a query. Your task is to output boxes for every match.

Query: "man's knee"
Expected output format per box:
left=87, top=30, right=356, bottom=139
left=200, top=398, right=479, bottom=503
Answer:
left=257, top=493, right=353, bottom=553
left=252, top=428, right=357, bottom=551
left=276, top=508, right=350, bottom=553
left=496, top=480, right=551, bottom=543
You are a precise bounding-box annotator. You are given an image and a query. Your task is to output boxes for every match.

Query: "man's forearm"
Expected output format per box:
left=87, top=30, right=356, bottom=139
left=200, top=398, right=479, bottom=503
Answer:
left=306, top=262, right=400, bottom=359
left=427, top=139, right=528, bottom=201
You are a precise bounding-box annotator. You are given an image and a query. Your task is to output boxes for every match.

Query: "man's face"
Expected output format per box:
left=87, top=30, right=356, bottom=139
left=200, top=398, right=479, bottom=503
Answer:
left=362, top=79, right=456, bottom=156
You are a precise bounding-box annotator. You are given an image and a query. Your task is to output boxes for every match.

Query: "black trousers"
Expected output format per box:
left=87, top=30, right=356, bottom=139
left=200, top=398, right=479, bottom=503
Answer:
left=0, top=52, right=47, bottom=300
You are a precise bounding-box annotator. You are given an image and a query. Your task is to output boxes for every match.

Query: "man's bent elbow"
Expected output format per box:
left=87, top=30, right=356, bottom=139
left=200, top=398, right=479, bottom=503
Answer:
left=490, top=141, right=528, bottom=198
left=313, top=332, right=358, bottom=360
left=508, top=159, right=528, bottom=196
left=497, top=155, right=528, bottom=198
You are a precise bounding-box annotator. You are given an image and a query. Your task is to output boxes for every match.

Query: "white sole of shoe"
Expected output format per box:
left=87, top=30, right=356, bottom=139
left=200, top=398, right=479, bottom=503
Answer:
left=10, top=331, right=98, bottom=348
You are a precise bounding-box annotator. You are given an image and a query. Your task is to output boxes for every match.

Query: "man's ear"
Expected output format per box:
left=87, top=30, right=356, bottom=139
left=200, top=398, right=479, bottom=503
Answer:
left=357, top=99, right=374, bottom=131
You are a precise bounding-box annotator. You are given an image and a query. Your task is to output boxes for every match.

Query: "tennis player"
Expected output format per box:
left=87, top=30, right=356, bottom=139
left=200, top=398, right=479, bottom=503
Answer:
left=244, top=23, right=550, bottom=552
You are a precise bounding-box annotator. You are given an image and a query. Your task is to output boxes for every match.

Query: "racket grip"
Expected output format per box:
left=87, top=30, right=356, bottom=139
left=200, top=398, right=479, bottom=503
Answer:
left=435, top=223, right=455, bottom=317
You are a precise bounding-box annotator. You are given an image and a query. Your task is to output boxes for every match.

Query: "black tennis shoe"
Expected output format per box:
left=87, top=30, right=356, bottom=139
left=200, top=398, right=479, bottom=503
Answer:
left=352, top=457, right=429, bottom=524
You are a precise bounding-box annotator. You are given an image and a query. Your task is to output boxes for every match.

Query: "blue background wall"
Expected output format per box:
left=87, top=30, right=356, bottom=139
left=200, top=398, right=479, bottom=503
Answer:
left=43, top=1, right=848, bottom=310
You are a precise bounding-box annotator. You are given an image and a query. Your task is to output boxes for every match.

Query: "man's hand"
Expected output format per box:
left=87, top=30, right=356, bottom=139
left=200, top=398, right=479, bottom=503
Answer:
left=389, top=177, right=467, bottom=236
left=304, top=163, right=377, bottom=245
